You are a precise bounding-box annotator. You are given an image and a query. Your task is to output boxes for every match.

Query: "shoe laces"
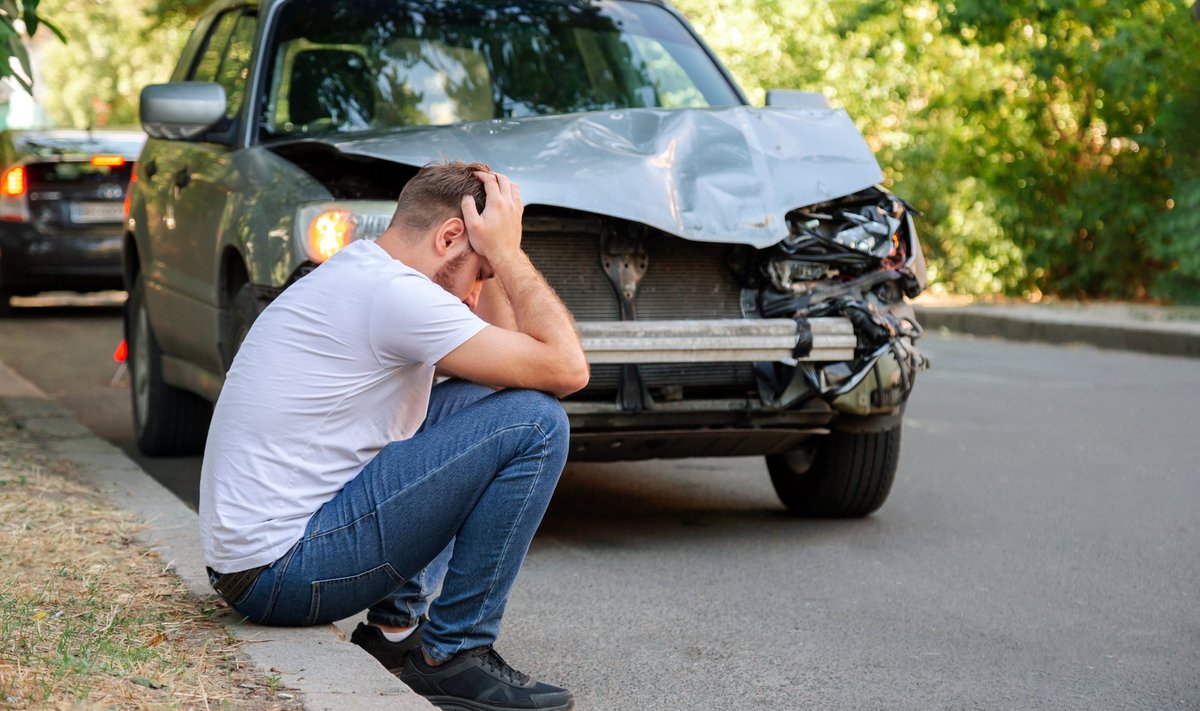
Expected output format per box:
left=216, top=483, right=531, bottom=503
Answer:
left=473, top=646, right=530, bottom=685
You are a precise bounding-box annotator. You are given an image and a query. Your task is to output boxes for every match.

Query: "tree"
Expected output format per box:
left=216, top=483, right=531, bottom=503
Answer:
left=673, top=0, right=1200, bottom=301
left=35, top=0, right=189, bottom=128
left=0, top=0, right=65, bottom=92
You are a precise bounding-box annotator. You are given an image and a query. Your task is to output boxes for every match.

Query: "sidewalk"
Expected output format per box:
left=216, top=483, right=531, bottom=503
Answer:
left=0, top=361, right=433, bottom=711
left=913, top=298, right=1200, bottom=358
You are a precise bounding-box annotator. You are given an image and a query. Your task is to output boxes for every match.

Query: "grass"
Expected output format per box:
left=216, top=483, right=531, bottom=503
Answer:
left=0, top=416, right=304, bottom=710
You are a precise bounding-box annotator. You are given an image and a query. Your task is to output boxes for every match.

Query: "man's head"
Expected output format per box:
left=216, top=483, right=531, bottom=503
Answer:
left=390, top=161, right=490, bottom=238
left=381, top=161, right=494, bottom=306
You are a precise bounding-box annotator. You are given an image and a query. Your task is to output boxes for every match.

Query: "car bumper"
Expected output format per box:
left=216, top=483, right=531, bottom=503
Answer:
left=565, top=317, right=925, bottom=460
left=0, top=223, right=123, bottom=295
left=576, top=318, right=856, bottom=364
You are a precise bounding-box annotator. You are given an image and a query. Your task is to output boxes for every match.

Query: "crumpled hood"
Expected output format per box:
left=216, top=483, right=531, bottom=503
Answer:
left=323, top=106, right=883, bottom=249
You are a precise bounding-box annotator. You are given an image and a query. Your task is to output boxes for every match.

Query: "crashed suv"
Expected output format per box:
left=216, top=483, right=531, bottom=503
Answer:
left=127, top=0, right=929, bottom=517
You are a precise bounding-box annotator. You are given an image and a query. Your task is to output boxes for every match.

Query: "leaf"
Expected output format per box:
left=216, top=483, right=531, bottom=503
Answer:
left=32, top=609, right=46, bottom=621
left=8, top=32, right=29, bottom=73
left=129, top=675, right=164, bottom=689
left=38, top=13, right=63, bottom=42
left=22, top=0, right=37, bottom=35
left=145, top=632, right=167, bottom=647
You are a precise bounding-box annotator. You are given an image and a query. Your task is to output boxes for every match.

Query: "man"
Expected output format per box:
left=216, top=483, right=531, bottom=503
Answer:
left=199, top=162, right=589, bottom=711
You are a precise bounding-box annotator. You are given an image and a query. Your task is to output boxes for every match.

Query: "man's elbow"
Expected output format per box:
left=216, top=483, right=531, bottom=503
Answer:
left=551, top=355, right=590, bottom=398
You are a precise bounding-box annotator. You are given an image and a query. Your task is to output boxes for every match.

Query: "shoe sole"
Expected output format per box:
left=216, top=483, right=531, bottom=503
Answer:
left=425, top=696, right=573, bottom=711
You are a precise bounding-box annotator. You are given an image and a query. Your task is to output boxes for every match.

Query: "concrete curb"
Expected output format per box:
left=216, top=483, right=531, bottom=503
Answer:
left=0, top=361, right=433, bottom=711
left=914, top=305, right=1200, bottom=359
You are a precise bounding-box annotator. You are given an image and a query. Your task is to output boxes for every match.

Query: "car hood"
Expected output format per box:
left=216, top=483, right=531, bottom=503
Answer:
left=317, top=106, right=883, bottom=249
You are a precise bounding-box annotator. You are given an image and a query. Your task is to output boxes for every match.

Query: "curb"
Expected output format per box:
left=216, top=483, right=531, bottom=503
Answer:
left=913, top=305, right=1200, bottom=359
left=0, top=361, right=434, bottom=711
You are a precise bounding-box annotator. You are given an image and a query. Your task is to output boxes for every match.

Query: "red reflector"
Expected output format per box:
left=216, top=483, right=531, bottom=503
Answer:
left=91, top=155, right=127, bottom=168
left=1, top=165, right=26, bottom=196
left=113, top=339, right=128, bottom=364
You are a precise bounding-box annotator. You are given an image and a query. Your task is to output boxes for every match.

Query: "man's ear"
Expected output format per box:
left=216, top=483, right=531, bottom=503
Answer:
left=432, top=217, right=467, bottom=256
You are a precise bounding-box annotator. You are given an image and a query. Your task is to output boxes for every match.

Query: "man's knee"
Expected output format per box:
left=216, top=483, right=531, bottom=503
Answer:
left=498, top=388, right=569, bottom=440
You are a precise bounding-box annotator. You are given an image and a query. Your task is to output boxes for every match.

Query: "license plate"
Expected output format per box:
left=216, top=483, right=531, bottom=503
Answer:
left=70, top=201, right=123, bottom=224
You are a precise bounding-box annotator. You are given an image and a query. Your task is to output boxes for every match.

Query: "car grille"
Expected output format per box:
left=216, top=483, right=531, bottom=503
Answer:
left=522, top=230, right=756, bottom=396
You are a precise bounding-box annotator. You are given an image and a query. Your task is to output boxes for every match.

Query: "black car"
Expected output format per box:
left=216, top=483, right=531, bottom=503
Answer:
left=0, top=129, right=144, bottom=312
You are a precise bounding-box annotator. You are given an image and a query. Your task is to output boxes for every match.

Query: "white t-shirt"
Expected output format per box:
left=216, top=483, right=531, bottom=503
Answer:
left=199, top=239, right=487, bottom=572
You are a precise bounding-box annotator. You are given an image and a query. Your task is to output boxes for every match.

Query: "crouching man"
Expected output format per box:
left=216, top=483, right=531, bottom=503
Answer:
left=199, top=162, right=588, bottom=711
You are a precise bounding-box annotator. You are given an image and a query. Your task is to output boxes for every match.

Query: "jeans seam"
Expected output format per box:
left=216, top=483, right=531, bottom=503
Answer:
left=444, top=420, right=551, bottom=658
left=373, top=421, right=539, bottom=514
left=262, top=541, right=300, bottom=625
left=305, top=509, right=376, bottom=542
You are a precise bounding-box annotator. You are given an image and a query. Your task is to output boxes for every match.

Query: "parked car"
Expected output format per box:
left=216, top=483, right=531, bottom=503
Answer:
left=0, top=129, right=144, bottom=312
left=126, top=0, right=930, bottom=517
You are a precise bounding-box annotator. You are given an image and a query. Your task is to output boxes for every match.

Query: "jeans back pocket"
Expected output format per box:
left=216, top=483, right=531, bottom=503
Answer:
left=306, top=563, right=405, bottom=626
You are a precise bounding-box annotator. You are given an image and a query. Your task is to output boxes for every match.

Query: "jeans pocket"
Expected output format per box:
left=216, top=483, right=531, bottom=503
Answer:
left=306, top=563, right=405, bottom=626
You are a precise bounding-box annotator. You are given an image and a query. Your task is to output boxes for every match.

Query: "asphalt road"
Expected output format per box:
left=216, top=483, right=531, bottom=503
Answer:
left=1, top=296, right=1197, bottom=710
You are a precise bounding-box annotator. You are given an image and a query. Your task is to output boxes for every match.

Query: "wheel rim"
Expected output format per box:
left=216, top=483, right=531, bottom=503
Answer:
left=132, top=300, right=151, bottom=429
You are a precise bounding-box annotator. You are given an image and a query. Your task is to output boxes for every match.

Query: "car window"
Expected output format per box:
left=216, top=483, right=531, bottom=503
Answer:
left=190, top=9, right=258, bottom=119
left=259, top=0, right=740, bottom=140
left=189, top=10, right=240, bottom=83
left=215, top=13, right=258, bottom=118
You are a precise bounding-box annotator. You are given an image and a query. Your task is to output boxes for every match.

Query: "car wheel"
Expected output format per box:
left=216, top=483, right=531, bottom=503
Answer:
left=126, top=276, right=212, bottom=456
left=766, top=419, right=901, bottom=517
left=220, top=281, right=264, bottom=372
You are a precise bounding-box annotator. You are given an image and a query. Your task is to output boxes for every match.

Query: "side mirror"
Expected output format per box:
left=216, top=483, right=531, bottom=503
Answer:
left=765, top=89, right=830, bottom=110
left=140, top=82, right=227, bottom=140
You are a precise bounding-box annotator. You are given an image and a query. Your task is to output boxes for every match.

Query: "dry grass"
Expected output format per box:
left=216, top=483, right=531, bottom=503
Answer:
left=0, top=417, right=305, bottom=710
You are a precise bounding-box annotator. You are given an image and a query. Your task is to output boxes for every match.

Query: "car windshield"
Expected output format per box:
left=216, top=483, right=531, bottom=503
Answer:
left=259, top=0, right=740, bottom=140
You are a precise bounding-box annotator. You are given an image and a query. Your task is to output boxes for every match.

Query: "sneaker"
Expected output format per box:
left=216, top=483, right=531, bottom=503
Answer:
left=400, top=645, right=574, bottom=711
left=350, top=620, right=426, bottom=677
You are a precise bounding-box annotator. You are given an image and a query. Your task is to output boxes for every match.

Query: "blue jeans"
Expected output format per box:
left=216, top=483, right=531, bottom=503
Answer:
left=216, top=381, right=569, bottom=661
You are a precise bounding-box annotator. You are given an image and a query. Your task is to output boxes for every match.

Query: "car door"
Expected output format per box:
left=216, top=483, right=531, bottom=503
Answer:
left=147, top=7, right=258, bottom=373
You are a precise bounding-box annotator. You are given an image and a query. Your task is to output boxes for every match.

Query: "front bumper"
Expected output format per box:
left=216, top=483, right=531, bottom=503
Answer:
left=577, top=318, right=856, bottom=364
left=565, top=317, right=926, bottom=460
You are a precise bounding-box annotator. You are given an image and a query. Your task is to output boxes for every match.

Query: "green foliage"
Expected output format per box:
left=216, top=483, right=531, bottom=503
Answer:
left=25, top=0, right=1200, bottom=299
left=36, top=0, right=190, bottom=128
left=674, top=0, right=1200, bottom=300
left=0, top=0, right=65, bottom=92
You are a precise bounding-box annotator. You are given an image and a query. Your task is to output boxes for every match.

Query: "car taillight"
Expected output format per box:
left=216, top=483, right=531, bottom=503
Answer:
left=2, top=165, right=26, bottom=196
left=91, top=155, right=127, bottom=168
left=0, top=164, right=28, bottom=222
left=124, top=168, right=137, bottom=221
left=308, top=209, right=354, bottom=262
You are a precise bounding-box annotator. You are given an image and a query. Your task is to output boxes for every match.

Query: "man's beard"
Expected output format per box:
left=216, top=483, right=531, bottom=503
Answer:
left=433, top=250, right=472, bottom=294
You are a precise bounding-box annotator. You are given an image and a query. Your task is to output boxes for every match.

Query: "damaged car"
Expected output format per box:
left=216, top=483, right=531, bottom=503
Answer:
left=126, top=0, right=929, bottom=517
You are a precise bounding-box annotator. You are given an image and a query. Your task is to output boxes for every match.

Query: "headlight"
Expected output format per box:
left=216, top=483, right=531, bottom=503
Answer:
left=295, top=201, right=394, bottom=263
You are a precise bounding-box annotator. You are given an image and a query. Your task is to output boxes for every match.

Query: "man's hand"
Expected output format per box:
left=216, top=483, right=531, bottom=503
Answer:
left=439, top=171, right=589, bottom=398
left=461, top=171, right=523, bottom=259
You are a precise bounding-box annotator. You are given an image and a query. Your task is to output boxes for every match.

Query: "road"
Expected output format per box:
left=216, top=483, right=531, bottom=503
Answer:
left=2, top=296, right=1198, bottom=710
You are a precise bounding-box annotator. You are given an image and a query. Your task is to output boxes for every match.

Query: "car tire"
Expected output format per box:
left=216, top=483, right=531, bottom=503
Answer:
left=126, top=277, right=212, bottom=456
left=220, top=281, right=264, bottom=372
left=766, top=419, right=901, bottom=518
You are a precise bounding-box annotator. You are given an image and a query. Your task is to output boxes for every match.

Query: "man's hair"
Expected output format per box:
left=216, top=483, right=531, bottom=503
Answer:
left=390, top=160, right=490, bottom=239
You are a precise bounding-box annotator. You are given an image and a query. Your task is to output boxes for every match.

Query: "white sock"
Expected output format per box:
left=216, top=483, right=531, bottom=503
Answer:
left=377, top=625, right=416, bottom=643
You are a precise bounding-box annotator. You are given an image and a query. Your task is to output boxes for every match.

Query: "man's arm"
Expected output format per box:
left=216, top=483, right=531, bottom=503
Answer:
left=473, top=278, right=517, bottom=331
left=438, top=173, right=589, bottom=398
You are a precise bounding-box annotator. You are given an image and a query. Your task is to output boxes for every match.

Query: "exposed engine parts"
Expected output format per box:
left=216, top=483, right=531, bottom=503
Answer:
left=749, top=187, right=930, bottom=415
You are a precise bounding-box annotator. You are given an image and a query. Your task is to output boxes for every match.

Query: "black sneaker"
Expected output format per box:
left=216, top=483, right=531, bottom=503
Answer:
left=400, top=645, right=574, bottom=711
left=350, top=620, right=426, bottom=677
